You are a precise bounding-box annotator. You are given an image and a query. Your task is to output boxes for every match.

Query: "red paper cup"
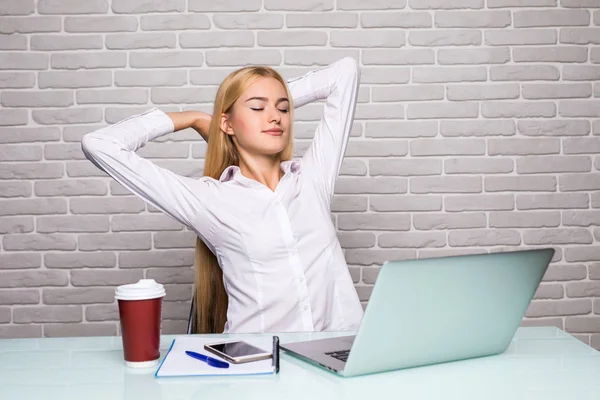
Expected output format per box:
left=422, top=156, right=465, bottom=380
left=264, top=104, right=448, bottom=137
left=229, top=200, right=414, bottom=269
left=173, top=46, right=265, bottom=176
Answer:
left=115, top=279, right=165, bottom=368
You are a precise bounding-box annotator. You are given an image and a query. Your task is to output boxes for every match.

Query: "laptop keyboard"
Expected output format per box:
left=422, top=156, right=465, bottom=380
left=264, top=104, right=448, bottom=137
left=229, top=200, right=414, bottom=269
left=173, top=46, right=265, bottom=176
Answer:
left=325, top=349, right=350, bottom=362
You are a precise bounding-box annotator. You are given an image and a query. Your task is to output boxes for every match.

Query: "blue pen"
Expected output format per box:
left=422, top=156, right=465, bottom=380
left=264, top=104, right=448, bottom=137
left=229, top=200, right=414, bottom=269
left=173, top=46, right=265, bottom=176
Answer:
left=185, top=351, right=230, bottom=369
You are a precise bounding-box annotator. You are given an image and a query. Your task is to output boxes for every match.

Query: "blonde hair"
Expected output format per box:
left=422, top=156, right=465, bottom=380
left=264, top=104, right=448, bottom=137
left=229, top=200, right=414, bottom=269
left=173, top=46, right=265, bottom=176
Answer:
left=193, top=66, right=294, bottom=333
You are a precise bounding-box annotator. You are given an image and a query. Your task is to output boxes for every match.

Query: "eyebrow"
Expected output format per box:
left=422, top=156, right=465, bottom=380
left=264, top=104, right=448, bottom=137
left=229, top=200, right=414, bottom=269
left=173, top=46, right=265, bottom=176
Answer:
left=245, top=97, right=289, bottom=104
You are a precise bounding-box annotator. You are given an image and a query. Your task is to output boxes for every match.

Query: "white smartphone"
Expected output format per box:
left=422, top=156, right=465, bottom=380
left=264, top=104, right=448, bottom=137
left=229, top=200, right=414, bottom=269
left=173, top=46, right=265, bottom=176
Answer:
left=204, top=340, right=272, bottom=364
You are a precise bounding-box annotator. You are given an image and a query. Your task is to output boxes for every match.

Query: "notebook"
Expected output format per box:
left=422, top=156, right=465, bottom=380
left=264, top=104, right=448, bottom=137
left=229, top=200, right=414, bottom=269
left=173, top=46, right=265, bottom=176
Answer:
left=155, top=336, right=277, bottom=378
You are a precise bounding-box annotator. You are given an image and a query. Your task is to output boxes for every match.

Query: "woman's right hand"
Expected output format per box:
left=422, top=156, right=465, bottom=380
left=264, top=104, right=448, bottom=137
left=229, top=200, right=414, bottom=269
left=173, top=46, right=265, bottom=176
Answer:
left=166, top=111, right=211, bottom=142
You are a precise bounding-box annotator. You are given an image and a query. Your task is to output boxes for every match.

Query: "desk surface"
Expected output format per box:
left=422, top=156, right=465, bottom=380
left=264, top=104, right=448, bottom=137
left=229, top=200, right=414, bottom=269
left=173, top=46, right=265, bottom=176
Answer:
left=0, top=327, right=599, bottom=400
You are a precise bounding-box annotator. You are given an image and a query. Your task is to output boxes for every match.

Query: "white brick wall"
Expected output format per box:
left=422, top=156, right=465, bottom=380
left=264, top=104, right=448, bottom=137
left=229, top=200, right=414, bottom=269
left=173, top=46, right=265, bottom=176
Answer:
left=0, top=0, right=599, bottom=348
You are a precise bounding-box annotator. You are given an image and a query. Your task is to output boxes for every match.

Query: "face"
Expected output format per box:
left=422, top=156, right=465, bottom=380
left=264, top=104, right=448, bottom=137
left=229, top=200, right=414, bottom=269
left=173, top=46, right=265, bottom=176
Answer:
left=220, top=77, right=291, bottom=158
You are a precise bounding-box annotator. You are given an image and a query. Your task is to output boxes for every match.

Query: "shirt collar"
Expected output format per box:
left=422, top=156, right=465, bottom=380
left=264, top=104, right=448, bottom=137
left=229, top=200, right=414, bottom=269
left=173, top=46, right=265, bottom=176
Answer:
left=218, top=160, right=302, bottom=183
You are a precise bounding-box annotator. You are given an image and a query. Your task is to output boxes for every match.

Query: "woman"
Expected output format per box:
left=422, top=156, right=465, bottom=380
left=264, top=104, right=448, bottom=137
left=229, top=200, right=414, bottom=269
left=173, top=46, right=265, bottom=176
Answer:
left=82, top=57, right=364, bottom=334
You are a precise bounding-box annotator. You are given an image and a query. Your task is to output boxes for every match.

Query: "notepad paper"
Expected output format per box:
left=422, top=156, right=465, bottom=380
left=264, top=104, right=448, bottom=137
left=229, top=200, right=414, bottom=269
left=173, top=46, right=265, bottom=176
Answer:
left=155, top=336, right=275, bottom=377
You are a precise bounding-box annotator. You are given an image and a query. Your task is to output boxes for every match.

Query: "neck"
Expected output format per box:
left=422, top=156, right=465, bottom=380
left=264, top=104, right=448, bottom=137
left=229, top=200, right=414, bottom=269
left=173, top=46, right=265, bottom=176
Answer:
left=237, top=152, right=284, bottom=192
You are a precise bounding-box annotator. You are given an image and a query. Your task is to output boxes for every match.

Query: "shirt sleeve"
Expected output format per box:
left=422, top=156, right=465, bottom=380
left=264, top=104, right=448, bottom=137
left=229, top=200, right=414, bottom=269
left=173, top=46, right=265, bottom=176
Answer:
left=81, top=108, right=211, bottom=233
left=286, top=57, right=360, bottom=201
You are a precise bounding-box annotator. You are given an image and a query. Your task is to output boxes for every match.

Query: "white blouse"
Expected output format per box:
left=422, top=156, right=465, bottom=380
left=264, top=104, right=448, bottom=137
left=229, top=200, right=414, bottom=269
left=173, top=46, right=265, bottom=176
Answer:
left=81, top=57, right=364, bottom=333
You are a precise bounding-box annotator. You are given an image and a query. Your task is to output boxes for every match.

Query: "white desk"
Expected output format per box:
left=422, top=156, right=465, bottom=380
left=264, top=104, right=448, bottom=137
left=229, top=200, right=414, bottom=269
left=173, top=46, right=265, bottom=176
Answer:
left=0, top=327, right=599, bottom=400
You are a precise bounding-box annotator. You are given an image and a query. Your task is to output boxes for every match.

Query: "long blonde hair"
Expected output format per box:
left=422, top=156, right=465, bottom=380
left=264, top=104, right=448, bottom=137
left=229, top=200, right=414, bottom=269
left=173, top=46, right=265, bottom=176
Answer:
left=193, top=66, right=294, bottom=333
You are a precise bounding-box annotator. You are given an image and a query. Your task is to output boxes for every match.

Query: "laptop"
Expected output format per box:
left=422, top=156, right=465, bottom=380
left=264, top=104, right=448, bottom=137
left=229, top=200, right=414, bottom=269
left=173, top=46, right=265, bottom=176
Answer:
left=281, top=248, right=554, bottom=377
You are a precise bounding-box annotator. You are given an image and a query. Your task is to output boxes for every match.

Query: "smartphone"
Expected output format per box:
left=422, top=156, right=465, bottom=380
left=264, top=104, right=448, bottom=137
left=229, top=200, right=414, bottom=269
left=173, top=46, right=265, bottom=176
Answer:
left=204, top=340, right=272, bottom=364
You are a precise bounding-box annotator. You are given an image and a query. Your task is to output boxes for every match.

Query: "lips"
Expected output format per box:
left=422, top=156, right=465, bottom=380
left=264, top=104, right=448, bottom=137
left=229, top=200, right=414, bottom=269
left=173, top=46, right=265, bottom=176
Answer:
left=263, top=128, right=284, bottom=136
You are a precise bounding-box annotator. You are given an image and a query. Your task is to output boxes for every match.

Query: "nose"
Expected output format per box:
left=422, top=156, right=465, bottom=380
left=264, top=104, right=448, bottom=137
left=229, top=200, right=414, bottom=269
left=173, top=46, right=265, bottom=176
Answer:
left=267, top=105, right=280, bottom=124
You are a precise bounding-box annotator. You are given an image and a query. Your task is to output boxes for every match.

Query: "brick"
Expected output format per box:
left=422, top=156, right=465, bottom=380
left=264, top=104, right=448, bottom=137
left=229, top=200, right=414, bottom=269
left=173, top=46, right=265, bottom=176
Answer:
left=544, top=264, right=587, bottom=281
left=43, top=288, right=115, bottom=305
left=482, top=102, right=556, bottom=118
left=0, top=197, right=67, bottom=216
left=410, top=138, right=485, bottom=156
left=76, top=89, right=148, bottom=105
left=0, top=216, right=33, bottom=234
left=107, top=33, right=176, bottom=49
left=370, top=159, right=441, bottom=176
left=264, top=0, right=333, bottom=11
left=141, top=14, right=210, bottom=31
left=182, top=32, right=255, bottom=48
left=524, top=229, right=593, bottom=245
left=596, top=10, right=600, bottom=25
left=345, top=249, right=416, bottom=266
left=517, top=193, right=589, bottom=210
left=491, top=65, right=559, bottom=81
left=413, top=66, right=487, bottom=83
left=410, top=176, right=482, bottom=194
left=0, top=181, right=32, bottom=197
left=52, top=52, right=127, bottom=69
left=0, top=16, right=61, bottom=33
left=372, top=86, right=443, bottom=102
left=39, top=71, right=111, bottom=88
left=14, top=305, right=81, bottom=323
left=353, top=104, right=405, bottom=120
left=335, top=178, right=407, bottom=194
left=418, top=248, right=487, bottom=260
left=439, top=48, right=510, bottom=65
left=559, top=174, right=600, bottom=191
left=338, top=214, right=410, bottom=231
left=3, top=233, right=76, bottom=251
left=441, top=120, right=515, bottom=137
left=560, top=100, right=600, bottom=117
left=435, top=11, right=511, bottom=28
left=0, top=0, right=34, bottom=15
left=526, top=300, right=592, bottom=318
left=513, top=46, right=588, bottom=63
left=567, top=282, right=600, bottom=298
left=366, top=121, right=437, bottom=138
left=517, top=156, right=591, bottom=174
left=564, top=66, right=600, bottom=81
left=594, top=49, right=600, bottom=64
left=45, top=252, right=115, bottom=269
left=208, top=50, right=281, bottom=66
left=534, top=283, right=564, bottom=299
left=0, top=52, right=48, bottom=70
left=287, top=13, right=357, bottom=28
left=31, top=34, right=102, bottom=51
left=331, top=196, right=368, bottom=212
left=0, top=146, right=42, bottom=162
left=413, top=213, right=486, bottom=230
left=0, top=72, right=35, bottom=88
left=44, top=322, right=117, bottom=337
left=0, top=270, right=67, bottom=288
left=490, top=211, right=560, bottom=228
left=562, top=0, right=600, bottom=6
left=38, top=0, right=108, bottom=14
left=189, top=0, right=261, bottom=11
left=0, top=163, right=64, bottom=180
left=560, top=28, right=600, bottom=45
left=65, top=16, right=137, bottom=32
left=379, top=232, right=446, bottom=248
left=565, top=316, right=600, bottom=333
left=488, top=0, right=556, bottom=6
left=563, top=211, right=600, bottom=227
left=340, top=159, right=367, bottom=176
left=34, top=180, right=107, bottom=197
left=449, top=230, right=521, bottom=246
left=0, top=34, right=26, bottom=50
left=150, top=87, right=216, bottom=104
left=153, top=231, right=198, bottom=250
left=515, top=10, right=590, bottom=27
left=146, top=267, right=193, bottom=284
left=115, top=70, right=186, bottom=87
left=119, top=250, right=193, bottom=269
left=0, top=289, right=39, bottom=305
left=520, top=317, right=563, bottom=329
left=566, top=247, right=600, bottom=262
left=0, top=253, right=40, bottom=269
left=485, top=176, right=557, bottom=192
left=2, top=90, right=73, bottom=108
left=86, top=304, right=118, bottom=321
left=338, top=232, right=376, bottom=249
left=36, top=216, right=107, bottom=234
left=485, top=29, right=557, bottom=45
left=407, top=102, right=478, bottom=119
left=130, top=51, right=204, bottom=68
left=488, top=138, right=560, bottom=155
left=445, top=194, right=514, bottom=211
left=593, top=264, right=600, bottom=279
left=410, top=0, right=482, bottom=8
left=33, top=108, right=102, bottom=125
left=518, top=120, right=590, bottom=136
left=525, top=83, right=593, bottom=100
left=330, top=31, right=405, bottom=47
left=447, top=83, right=519, bottom=101
left=370, top=195, right=442, bottom=212
left=78, top=233, right=151, bottom=251
left=213, top=14, right=281, bottom=29
left=361, top=12, right=432, bottom=28
left=112, top=0, right=184, bottom=13
left=445, top=158, right=513, bottom=174
left=363, top=49, right=434, bottom=65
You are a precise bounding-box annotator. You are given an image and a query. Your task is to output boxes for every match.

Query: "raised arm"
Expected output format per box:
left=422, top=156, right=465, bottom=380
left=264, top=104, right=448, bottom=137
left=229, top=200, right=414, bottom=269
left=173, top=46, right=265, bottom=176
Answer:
left=81, top=108, right=212, bottom=234
left=286, top=57, right=360, bottom=200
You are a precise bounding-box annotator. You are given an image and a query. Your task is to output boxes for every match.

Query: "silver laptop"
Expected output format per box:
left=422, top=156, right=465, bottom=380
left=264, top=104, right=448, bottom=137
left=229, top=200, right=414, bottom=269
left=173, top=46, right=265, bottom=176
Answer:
left=281, top=248, right=554, bottom=377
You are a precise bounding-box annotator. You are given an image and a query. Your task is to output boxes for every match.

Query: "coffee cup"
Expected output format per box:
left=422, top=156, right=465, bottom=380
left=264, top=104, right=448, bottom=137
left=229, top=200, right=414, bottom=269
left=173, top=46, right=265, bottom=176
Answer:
left=115, top=279, right=165, bottom=368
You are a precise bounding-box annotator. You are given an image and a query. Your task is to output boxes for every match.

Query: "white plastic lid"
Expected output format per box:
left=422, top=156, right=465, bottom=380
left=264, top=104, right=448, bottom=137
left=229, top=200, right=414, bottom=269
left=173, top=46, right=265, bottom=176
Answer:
left=114, top=279, right=165, bottom=301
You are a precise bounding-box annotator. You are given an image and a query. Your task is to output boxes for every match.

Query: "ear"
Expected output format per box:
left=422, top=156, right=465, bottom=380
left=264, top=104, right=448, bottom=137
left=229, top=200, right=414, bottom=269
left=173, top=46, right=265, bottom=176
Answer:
left=220, top=113, right=235, bottom=136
